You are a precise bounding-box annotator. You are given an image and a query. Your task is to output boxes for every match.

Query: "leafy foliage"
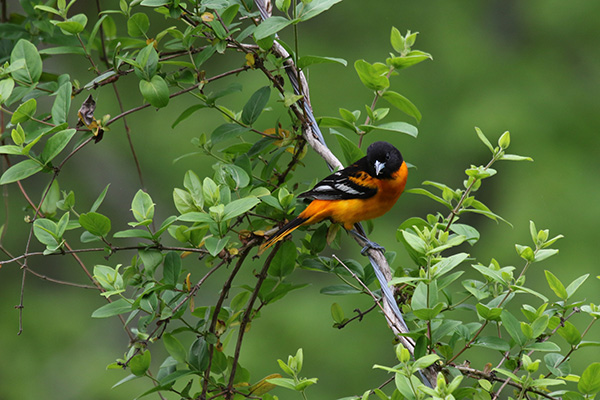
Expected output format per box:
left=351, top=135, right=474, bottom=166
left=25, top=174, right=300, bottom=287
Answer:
left=0, top=1, right=597, bottom=400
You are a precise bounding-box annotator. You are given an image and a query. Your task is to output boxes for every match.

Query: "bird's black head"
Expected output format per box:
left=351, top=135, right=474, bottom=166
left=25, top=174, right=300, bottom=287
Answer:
left=366, top=141, right=404, bottom=179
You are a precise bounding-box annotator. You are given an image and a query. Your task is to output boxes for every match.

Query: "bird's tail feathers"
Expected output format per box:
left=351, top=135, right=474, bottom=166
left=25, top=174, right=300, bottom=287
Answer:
left=259, top=217, right=307, bottom=253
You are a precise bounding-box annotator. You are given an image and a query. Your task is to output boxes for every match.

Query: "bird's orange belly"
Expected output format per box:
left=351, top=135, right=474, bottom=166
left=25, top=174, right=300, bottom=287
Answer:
left=299, top=171, right=406, bottom=230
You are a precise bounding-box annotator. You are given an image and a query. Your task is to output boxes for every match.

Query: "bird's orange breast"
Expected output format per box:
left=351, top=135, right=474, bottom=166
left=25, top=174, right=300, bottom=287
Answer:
left=298, top=162, right=408, bottom=230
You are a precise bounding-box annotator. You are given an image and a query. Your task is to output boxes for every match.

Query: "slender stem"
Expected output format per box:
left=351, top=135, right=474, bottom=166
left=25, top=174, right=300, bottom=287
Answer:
left=332, top=254, right=406, bottom=334
left=201, top=242, right=255, bottom=399
left=226, top=242, right=281, bottom=398
left=105, top=66, right=250, bottom=127
left=444, top=156, right=496, bottom=232
left=1, top=244, right=209, bottom=266
left=454, top=365, right=558, bottom=400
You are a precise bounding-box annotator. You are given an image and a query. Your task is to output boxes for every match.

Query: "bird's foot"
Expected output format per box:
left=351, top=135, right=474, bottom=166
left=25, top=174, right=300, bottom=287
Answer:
left=349, top=229, right=385, bottom=255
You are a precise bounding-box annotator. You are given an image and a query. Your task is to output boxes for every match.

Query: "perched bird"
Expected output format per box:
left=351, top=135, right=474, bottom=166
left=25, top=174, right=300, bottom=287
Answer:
left=260, top=141, right=408, bottom=251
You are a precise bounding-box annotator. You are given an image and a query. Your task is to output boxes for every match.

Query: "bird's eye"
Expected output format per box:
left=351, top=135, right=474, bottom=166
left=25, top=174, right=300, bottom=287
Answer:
left=385, top=153, right=390, bottom=160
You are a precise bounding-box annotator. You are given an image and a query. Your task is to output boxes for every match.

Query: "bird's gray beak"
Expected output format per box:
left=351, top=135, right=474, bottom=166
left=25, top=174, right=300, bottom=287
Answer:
left=374, top=160, right=385, bottom=176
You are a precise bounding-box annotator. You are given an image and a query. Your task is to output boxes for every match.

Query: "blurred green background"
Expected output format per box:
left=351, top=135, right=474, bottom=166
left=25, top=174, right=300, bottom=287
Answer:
left=1, top=0, right=599, bottom=399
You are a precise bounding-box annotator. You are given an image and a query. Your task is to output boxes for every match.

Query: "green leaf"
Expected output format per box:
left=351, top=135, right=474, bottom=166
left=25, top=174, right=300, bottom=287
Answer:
left=0, top=78, right=15, bottom=105
left=390, top=26, right=404, bottom=53
left=139, top=75, right=169, bottom=108
left=557, top=321, right=581, bottom=346
left=566, top=274, right=589, bottom=298
left=493, top=368, right=521, bottom=383
left=129, top=350, right=151, bottom=376
left=0, top=159, right=43, bottom=185
left=173, top=188, right=196, bottom=214
left=138, top=249, right=163, bottom=272
left=475, top=127, right=494, bottom=153
left=381, top=91, right=421, bottom=123
left=34, top=4, right=62, bottom=15
left=33, top=218, right=61, bottom=248
left=476, top=303, right=502, bottom=321
left=140, top=0, right=168, bottom=5
left=222, top=196, right=260, bottom=221
left=0, top=144, right=23, bottom=155
left=501, top=310, right=526, bottom=347
left=177, top=212, right=214, bottom=223
left=471, top=263, right=507, bottom=285
left=193, top=45, right=217, bottom=67
left=211, top=123, right=250, bottom=145
left=267, top=377, right=297, bottom=390
left=579, top=363, right=600, bottom=395
left=220, top=4, right=240, bottom=26
left=163, top=251, right=181, bottom=286
left=405, top=188, right=451, bottom=209
left=319, top=284, right=361, bottom=295
left=94, top=265, right=122, bottom=292
left=354, top=59, right=389, bottom=91
left=499, top=153, right=534, bottom=162
left=87, top=14, right=108, bottom=48
left=38, top=46, right=86, bottom=56
left=534, top=248, right=558, bottom=262
left=162, top=333, right=187, bottom=363
left=40, top=180, right=60, bottom=216
left=11, top=98, right=37, bottom=124
left=473, top=336, right=510, bottom=352
left=401, top=230, right=427, bottom=254
left=318, top=117, right=357, bottom=132
left=297, top=0, right=343, bottom=21
left=412, top=354, right=440, bottom=369
left=524, top=342, right=561, bottom=352
left=545, top=270, right=568, bottom=300
left=204, top=236, right=230, bottom=257
left=41, top=129, right=76, bottom=164
left=79, top=212, right=111, bottom=237
left=131, top=190, right=155, bottom=225
left=413, top=303, right=444, bottom=320
left=51, top=82, right=72, bottom=125
left=531, top=378, right=565, bottom=387
left=127, top=12, right=150, bottom=37
left=242, top=86, right=271, bottom=125
left=10, top=39, right=42, bottom=84
left=254, top=16, right=292, bottom=40
left=370, top=121, right=418, bottom=137
left=268, top=241, right=296, bottom=278
left=91, top=298, right=132, bottom=318
left=511, top=284, right=549, bottom=302
left=56, top=13, right=88, bottom=34
left=171, top=104, right=206, bottom=128
left=332, top=131, right=364, bottom=165
left=331, top=302, right=344, bottom=324
left=221, top=164, right=250, bottom=189
left=531, top=314, right=549, bottom=338
left=431, top=253, right=468, bottom=277
left=91, top=184, right=110, bottom=213
left=230, top=291, right=250, bottom=313
left=544, top=353, right=571, bottom=377
left=387, top=50, right=432, bottom=69
left=297, top=55, right=347, bottom=69
left=134, top=43, right=159, bottom=80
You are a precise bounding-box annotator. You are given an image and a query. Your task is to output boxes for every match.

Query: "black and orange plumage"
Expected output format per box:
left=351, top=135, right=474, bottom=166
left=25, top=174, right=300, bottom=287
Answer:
left=260, top=141, right=408, bottom=252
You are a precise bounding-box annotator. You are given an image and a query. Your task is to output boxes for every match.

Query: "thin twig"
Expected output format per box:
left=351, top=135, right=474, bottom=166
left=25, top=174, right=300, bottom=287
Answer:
left=332, top=254, right=405, bottom=333
left=454, top=365, right=558, bottom=400
left=105, top=66, right=250, bottom=128
left=202, top=241, right=256, bottom=399
left=226, top=242, right=281, bottom=399
left=0, top=244, right=209, bottom=266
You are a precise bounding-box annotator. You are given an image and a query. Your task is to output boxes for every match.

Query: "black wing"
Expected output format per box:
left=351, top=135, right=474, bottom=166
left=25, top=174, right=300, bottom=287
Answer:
left=297, top=157, right=377, bottom=200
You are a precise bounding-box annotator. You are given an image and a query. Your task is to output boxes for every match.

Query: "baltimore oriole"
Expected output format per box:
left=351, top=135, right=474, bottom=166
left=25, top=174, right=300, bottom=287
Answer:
left=260, top=141, right=408, bottom=252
